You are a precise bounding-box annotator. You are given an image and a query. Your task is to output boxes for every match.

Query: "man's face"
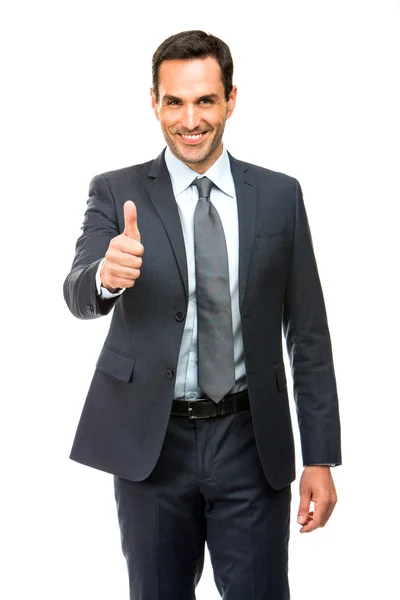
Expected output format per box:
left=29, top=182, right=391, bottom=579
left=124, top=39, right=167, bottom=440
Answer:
left=151, top=57, right=237, bottom=173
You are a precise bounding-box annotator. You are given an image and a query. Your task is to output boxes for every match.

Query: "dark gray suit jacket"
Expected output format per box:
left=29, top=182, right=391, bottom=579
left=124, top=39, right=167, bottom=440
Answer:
left=64, top=150, right=341, bottom=490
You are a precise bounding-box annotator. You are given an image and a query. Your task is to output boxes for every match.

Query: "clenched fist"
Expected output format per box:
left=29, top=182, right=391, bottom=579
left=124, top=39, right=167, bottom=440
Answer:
left=100, top=201, right=144, bottom=292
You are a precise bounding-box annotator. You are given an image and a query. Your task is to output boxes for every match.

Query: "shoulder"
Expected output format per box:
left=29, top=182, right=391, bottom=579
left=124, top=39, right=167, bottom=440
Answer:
left=230, top=155, right=300, bottom=192
left=98, top=158, right=154, bottom=185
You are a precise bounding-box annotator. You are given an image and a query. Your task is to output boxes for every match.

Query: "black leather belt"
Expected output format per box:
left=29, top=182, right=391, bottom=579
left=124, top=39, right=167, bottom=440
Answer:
left=171, top=390, right=250, bottom=419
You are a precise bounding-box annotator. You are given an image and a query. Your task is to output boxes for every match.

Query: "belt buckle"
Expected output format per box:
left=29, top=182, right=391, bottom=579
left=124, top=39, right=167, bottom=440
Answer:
left=187, top=399, right=212, bottom=419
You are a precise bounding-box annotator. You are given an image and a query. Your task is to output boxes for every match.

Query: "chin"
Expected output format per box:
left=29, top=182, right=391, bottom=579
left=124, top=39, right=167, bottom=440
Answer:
left=181, top=152, right=207, bottom=164
left=175, top=148, right=207, bottom=164
left=181, top=143, right=215, bottom=162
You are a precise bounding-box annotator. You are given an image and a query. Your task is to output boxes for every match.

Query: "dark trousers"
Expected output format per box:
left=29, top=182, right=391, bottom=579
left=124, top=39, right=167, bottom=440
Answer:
left=114, top=406, right=291, bottom=600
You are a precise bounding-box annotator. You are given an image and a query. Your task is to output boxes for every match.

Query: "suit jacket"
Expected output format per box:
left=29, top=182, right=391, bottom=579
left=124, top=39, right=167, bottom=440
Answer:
left=64, top=149, right=341, bottom=490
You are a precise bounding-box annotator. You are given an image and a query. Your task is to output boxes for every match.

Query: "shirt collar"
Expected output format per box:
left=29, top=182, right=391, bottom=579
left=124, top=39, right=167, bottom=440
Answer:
left=164, top=146, right=235, bottom=198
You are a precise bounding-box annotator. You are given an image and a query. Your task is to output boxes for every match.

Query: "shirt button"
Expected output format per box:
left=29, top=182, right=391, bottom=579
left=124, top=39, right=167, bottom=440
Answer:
left=195, top=357, right=198, bottom=364
left=188, top=392, right=196, bottom=399
left=165, top=369, right=174, bottom=379
left=175, top=311, right=185, bottom=322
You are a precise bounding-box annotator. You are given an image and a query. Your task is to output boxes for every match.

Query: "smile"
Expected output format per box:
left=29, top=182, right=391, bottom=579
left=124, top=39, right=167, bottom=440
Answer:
left=179, top=132, right=207, bottom=145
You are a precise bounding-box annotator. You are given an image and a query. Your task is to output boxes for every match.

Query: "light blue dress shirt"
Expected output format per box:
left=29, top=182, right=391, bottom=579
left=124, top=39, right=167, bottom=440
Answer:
left=96, top=146, right=247, bottom=401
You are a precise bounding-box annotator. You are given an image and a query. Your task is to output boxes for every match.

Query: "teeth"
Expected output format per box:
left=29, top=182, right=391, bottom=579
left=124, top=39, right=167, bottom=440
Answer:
left=181, top=134, right=203, bottom=139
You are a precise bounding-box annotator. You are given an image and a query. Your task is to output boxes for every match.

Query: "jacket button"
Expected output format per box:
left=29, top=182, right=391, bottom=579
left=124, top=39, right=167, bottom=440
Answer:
left=165, top=369, right=174, bottom=379
left=86, top=304, right=94, bottom=314
left=175, top=311, right=185, bottom=322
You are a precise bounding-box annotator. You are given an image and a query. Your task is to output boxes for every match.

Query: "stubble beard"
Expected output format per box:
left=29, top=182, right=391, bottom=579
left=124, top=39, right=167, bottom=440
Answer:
left=163, top=125, right=225, bottom=167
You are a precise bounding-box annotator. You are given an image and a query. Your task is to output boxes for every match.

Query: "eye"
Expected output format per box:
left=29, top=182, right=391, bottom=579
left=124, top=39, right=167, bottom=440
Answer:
left=167, top=99, right=180, bottom=106
left=199, top=98, right=214, bottom=104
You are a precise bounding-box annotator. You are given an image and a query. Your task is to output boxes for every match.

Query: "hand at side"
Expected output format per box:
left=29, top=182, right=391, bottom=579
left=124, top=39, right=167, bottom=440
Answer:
left=297, top=466, right=337, bottom=533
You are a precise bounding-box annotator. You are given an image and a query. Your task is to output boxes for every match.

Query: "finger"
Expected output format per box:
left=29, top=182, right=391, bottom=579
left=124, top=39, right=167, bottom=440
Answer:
left=123, top=201, right=141, bottom=241
left=300, top=499, right=334, bottom=533
left=300, top=512, right=319, bottom=533
left=105, top=276, right=139, bottom=289
left=299, top=512, right=314, bottom=532
left=106, top=251, right=143, bottom=269
left=297, top=493, right=312, bottom=526
left=107, top=239, right=144, bottom=260
left=319, top=500, right=336, bottom=527
left=120, top=254, right=142, bottom=269
left=326, top=502, right=336, bottom=523
left=106, top=265, right=141, bottom=280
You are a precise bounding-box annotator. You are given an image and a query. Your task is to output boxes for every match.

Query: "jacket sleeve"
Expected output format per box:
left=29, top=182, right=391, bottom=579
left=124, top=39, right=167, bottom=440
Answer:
left=282, top=180, right=342, bottom=466
left=63, top=174, right=121, bottom=319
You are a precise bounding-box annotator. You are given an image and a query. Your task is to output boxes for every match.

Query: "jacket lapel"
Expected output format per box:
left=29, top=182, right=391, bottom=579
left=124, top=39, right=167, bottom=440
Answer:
left=144, top=150, right=257, bottom=309
left=145, top=150, right=189, bottom=300
left=228, top=153, right=257, bottom=310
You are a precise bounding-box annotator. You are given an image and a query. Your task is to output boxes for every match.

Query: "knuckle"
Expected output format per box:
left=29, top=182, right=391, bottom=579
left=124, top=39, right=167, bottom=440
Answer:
left=126, top=240, right=136, bottom=254
left=105, top=248, right=117, bottom=262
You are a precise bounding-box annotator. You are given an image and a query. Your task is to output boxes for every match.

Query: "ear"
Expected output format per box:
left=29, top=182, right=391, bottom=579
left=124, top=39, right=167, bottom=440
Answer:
left=226, top=85, right=237, bottom=120
left=150, top=87, right=160, bottom=121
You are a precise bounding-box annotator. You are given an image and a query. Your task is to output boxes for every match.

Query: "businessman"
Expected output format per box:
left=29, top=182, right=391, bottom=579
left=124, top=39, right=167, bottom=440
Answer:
left=64, top=30, right=341, bottom=600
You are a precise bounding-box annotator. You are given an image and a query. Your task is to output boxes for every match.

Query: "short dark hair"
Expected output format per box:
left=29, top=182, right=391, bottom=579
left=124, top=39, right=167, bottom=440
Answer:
left=152, top=30, right=234, bottom=102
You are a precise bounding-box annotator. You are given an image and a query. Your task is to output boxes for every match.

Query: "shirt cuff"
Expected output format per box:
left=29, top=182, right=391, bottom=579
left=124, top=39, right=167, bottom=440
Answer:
left=96, top=258, right=126, bottom=299
left=305, top=464, right=336, bottom=467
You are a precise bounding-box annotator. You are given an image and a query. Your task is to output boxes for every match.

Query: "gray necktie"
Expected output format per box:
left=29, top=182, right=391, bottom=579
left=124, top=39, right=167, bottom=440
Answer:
left=193, top=176, right=235, bottom=402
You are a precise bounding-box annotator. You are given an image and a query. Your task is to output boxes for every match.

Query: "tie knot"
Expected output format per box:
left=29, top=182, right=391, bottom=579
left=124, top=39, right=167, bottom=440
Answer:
left=194, top=176, right=213, bottom=200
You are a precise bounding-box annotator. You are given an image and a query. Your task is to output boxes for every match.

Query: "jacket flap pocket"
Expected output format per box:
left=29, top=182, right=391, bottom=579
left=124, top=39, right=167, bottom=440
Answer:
left=256, top=229, right=293, bottom=250
left=274, top=360, right=287, bottom=391
left=96, top=346, right=136, bottom=382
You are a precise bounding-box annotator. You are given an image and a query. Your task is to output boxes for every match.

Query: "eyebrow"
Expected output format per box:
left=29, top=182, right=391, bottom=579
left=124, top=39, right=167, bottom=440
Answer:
left=197, top=94, right=220, bottom=102
left=162, top=93, right=220, bottom=103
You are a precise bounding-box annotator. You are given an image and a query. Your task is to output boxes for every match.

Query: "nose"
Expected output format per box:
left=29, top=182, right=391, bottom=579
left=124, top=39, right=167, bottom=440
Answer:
left=181, top=104, right=201, bottom=131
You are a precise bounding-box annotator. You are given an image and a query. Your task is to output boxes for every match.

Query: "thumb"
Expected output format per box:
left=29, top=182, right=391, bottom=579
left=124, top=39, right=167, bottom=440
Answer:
left=123, top=200, right=141, bottom=241
left=297, top=506, right=309, bottom=525
left=297, top=490, right=312, bottom=525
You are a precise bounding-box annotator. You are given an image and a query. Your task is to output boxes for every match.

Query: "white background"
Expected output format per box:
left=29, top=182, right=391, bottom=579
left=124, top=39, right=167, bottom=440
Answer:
left=1, top=0, right=399, bottom=598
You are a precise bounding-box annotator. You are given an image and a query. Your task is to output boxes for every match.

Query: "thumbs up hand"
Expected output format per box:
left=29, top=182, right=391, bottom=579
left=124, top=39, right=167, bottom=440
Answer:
left=100, top=201, right=144, bottom=292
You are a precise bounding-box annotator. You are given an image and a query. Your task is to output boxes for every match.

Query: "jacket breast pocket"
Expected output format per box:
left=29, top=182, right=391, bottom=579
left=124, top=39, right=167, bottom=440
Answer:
left=96, top=345, right=136, bottom=383
left=256, top=229, right=293, bottom=250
